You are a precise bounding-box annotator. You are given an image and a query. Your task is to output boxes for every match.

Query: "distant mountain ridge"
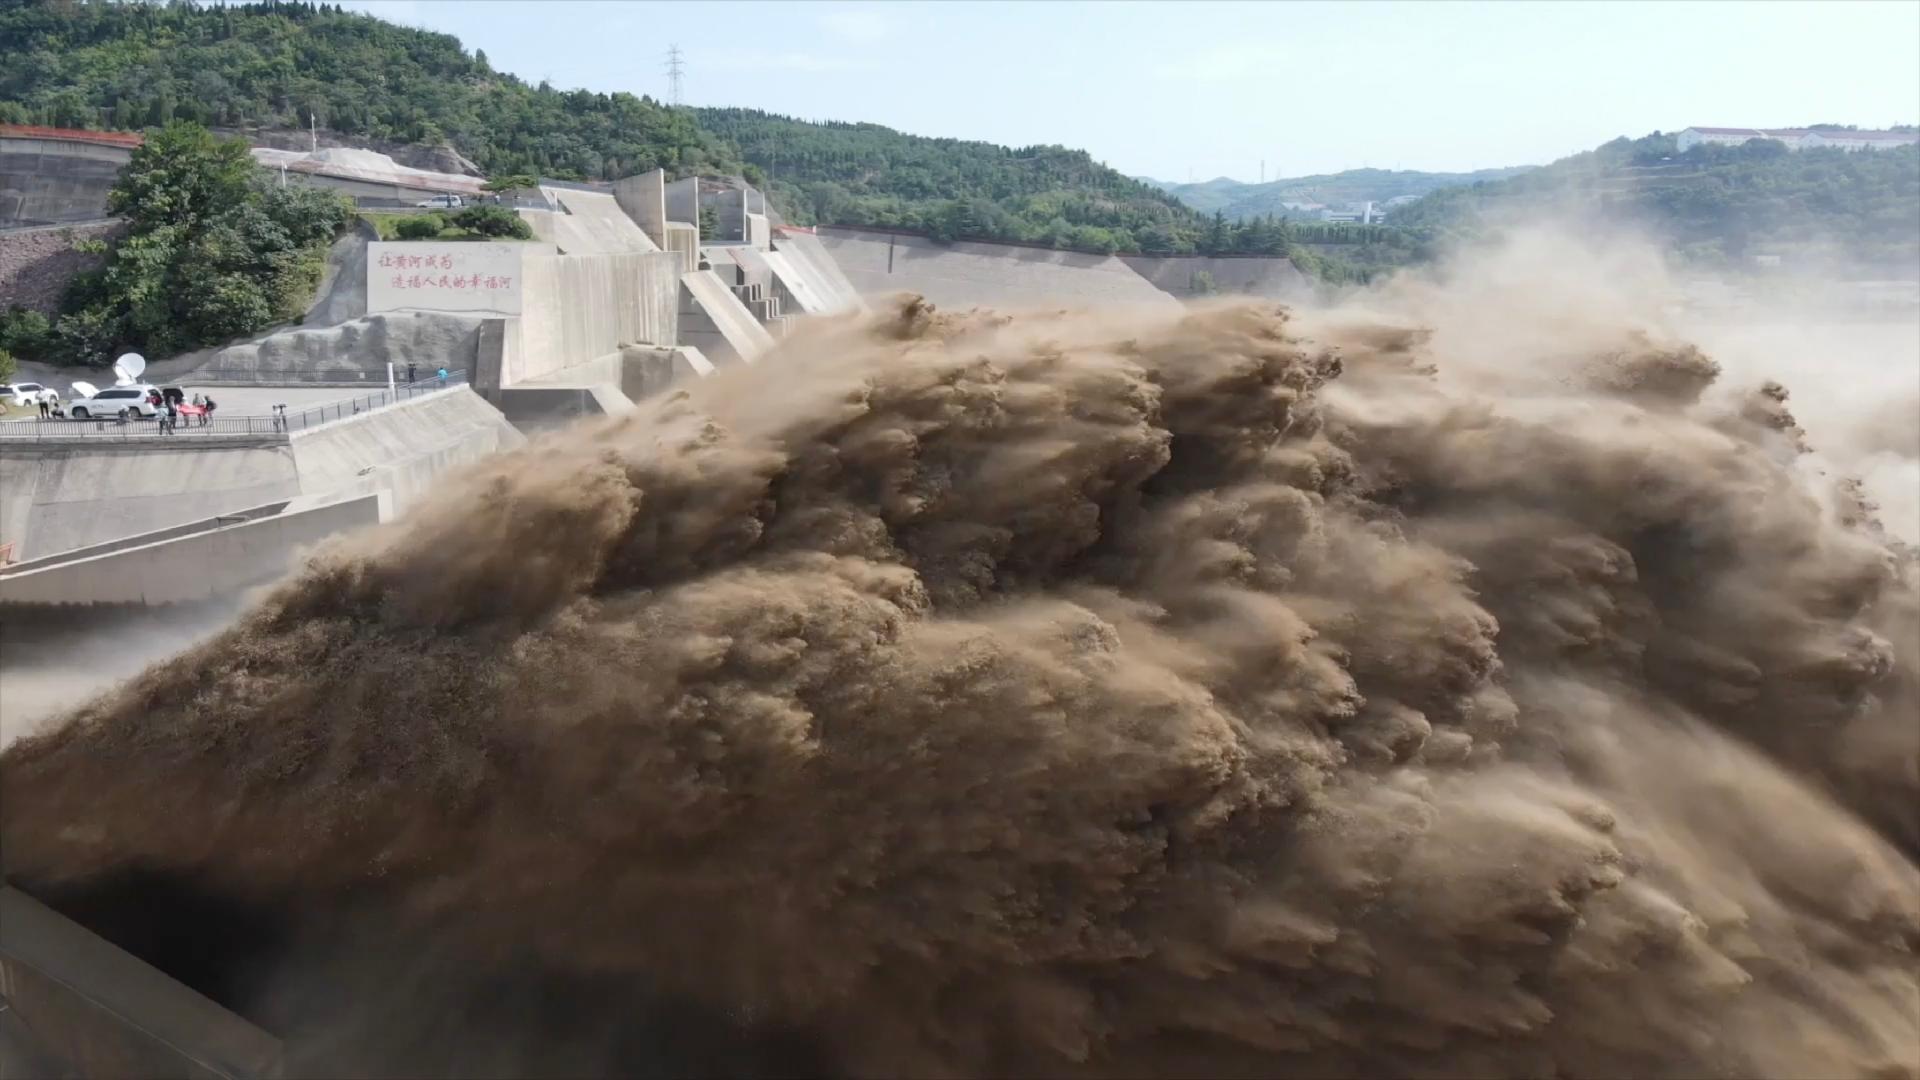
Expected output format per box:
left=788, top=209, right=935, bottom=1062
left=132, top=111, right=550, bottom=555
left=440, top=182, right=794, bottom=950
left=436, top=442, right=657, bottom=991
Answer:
left=1142, top=166, right=1538, bottom=218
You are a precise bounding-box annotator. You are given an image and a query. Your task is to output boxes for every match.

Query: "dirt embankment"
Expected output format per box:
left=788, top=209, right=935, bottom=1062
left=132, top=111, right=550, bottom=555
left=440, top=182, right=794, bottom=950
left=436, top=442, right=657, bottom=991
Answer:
left=0, top=221, right=121, bottom=314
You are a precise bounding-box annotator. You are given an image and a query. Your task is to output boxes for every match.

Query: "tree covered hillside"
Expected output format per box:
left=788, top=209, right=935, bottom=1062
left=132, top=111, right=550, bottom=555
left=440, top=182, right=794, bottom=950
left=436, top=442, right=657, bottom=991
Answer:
left=1392, top=132, right=1920, bottom=273
left=0, top=0, right=1319, bottom=261
left=696, top=108, right=1203, bottom=255
left=0, top=0, right=738, bottom=179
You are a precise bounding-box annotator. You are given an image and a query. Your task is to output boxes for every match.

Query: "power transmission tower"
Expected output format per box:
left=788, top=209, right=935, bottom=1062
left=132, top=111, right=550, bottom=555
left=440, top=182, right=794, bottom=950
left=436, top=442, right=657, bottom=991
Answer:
left=665, top=44, right=685, bottom=107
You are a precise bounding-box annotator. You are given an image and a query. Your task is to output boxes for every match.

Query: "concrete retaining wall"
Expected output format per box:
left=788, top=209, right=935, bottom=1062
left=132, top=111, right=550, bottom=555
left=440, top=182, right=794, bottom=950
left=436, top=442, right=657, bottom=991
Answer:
left=1120, top=255, right=1309, bottom=300
left=523, top=188, right=660, bottom=254
left=506, top=250, right=680, bottom=385
left=0, top=136, right=129, bottom=227
left=678, top=270, right=774, bottom=365
left=762, top=249, right=835, bottom=314
left=772, top=230, right=867, bottom=313
left=0, top=887, right=283, bottom=1078
left=814, top=226, right=1181, bottom=312
left=621, top=344, right=715, bottom=401
left=665, top=222, right=699, bottom=274
left=287, top=386, right=522, bottom=515
left=499, top=344, right=713, bottom=408
left=0, top=493, right=386, bottom=606
left=1, top=389, right=518, bottom=563
left=0, top=500, right=290, bottom=577
left=613, top=169, right=668, bottom=248
left=0, top=439, right=301, bottom=562
left=665, top=177, right=699, bottom=227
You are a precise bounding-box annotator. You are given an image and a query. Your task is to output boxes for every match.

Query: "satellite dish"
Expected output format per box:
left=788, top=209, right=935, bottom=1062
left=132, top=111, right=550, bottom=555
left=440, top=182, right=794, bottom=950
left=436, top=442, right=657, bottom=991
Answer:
left=112, top=353, right=146, bottom=385
left=70, top=381, right=99, bottom=401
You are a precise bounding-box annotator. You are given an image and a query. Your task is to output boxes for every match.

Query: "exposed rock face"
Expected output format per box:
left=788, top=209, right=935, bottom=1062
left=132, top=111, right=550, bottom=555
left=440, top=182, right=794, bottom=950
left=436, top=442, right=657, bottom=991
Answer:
left=0, top=222, right=122, bottom=314
left=159, top=312, right=484, bottom=382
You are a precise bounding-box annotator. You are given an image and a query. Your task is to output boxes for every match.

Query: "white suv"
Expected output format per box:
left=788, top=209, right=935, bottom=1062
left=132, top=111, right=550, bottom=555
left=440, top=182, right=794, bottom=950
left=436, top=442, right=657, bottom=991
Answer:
left=415, top=194, right=466, bottom=209
left=68, top=384, right=160, bottom=420
left=2, top=382, right=56, bottom=407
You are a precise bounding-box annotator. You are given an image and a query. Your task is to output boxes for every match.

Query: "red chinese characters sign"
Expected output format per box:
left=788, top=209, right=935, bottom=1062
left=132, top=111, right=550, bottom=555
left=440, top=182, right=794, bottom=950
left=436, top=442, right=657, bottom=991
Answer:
left=367, top=242, right=525, bottom=315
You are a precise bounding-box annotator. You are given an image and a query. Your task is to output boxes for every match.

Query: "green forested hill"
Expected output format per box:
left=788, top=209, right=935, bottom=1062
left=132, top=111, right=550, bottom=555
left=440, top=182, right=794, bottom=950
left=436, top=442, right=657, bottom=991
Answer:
left=694, top=108, right=1201, bottom=254
left=12, top=3, right=1902, bottom=276
left=0, top=0, right=738, bottom=179
left=1390, top=132, right=1920, bottom=273
left=0, top=0, right=1228, bottom=257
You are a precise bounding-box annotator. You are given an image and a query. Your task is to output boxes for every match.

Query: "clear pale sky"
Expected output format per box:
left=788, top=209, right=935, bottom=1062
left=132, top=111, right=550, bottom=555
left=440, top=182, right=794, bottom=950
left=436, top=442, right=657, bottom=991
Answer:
left=340, top=0, right=1920, bottom=182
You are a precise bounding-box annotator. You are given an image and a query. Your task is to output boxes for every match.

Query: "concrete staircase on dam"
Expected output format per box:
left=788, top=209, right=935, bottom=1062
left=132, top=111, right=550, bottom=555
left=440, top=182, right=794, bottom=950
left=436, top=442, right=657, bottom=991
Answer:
left=0, top=386, right=520, bottom=567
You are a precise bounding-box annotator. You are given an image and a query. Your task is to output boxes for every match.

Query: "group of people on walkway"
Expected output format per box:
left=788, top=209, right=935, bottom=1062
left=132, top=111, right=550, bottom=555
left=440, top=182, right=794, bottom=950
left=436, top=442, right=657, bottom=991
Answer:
left=150, top=389, right=218, bottom=433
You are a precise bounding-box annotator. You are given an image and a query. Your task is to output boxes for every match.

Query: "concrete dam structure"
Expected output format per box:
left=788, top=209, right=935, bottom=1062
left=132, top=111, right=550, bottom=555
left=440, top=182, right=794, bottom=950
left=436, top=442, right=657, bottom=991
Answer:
left=0, top=139, right=1345, bottom=1075
left=0, top=386, right=519, bottom=564
left=814, top=226, right=1182, bottom=312
left=813, top=225, right=1308, bottom=309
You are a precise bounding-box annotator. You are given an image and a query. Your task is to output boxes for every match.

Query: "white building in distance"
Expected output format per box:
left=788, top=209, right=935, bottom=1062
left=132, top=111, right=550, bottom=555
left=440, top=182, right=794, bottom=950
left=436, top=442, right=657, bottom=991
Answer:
left=1676, top=127, right=1919, bottom=152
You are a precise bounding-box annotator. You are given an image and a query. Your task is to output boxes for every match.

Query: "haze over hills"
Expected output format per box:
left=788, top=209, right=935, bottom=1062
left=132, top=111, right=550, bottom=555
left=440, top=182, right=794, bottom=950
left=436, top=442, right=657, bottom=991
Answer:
left=1391, top=131, right=1920, bottom=275
left=4, top=1, right=1913, bottom=283
left=1140, top=166, right=1539, bottom=218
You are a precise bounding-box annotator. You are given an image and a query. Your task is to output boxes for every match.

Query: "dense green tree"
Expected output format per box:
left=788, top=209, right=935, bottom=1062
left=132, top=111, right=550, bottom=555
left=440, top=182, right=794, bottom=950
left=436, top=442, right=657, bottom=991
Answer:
left=29, top=122, right=354, bottom=365
left=50, top=305, right=123, bottom=368
left=394, top=215, right=444, bottom=240
left=448, top=204, right=532, bottom=239
left=108, top=123, right=256, bottom=233
left=0, top=309, right=55, bottom=359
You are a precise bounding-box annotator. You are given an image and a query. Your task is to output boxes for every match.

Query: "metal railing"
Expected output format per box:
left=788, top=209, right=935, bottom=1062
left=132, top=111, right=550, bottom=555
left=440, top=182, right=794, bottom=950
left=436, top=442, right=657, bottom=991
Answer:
left=179, top=364, right=452, bottom=386
left=0, top=371, right=469, bottom=441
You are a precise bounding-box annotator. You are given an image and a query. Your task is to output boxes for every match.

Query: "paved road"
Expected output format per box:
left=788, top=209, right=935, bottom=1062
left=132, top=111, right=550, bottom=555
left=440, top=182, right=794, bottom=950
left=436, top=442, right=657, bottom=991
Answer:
left=4, top=385, right=396, bottom=421
left=184, top=386, right=385, bottom=417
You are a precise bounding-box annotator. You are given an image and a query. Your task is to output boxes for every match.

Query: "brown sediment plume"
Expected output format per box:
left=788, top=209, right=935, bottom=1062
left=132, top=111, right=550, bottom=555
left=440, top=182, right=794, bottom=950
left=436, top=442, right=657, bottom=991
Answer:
left=3, top=256, right=1917, bottom=1077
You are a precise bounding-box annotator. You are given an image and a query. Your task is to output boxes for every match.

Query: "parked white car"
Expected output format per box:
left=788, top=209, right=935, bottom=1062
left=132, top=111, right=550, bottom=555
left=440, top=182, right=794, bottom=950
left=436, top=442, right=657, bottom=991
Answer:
left=67, top=384, right=160, bottom=420
left=1, top=382, right=58, bottom=407
left=415, top=193, right=466, bottom=209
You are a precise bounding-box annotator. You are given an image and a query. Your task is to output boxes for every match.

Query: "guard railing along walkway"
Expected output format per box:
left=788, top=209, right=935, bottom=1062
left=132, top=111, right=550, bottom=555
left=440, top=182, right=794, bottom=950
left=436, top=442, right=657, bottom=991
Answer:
left=0, top=371, right=469, bottom=441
